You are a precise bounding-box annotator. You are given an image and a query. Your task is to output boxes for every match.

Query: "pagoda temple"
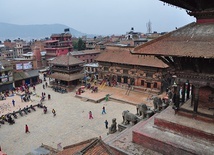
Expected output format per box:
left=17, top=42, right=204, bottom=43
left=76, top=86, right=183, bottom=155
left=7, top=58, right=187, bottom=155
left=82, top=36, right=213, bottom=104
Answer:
left=48, top=54, right=84, bottom=92
left=103, top=1, right=214, bottom=155
left=129, top=0, right=214, bottom=154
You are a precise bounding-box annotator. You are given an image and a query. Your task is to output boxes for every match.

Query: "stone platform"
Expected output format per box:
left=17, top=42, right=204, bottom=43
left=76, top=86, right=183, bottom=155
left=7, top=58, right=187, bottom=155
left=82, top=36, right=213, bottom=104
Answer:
left=132, top=107, right=214, bottom=155
left=178, top=99, right=214, bottom=123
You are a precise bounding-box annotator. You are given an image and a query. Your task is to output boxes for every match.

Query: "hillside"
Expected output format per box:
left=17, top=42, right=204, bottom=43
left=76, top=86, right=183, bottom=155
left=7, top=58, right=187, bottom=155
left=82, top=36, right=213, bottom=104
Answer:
left=0, top=22, right=87, bottom=40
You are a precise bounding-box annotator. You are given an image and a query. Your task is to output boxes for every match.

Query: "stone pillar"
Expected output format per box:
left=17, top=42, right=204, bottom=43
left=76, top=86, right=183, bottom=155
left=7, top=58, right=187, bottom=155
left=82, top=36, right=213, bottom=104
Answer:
left=193, top=86, right=199, bottom=113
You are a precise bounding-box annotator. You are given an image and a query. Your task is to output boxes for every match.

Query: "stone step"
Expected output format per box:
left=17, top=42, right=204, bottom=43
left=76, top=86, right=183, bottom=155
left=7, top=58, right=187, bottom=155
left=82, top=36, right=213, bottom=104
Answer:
left=81, top=97, right=89, bottom=102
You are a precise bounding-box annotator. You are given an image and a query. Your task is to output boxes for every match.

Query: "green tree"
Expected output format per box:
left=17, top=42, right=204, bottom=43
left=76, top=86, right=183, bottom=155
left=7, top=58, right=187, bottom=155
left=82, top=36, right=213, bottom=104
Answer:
left=77, top=38, right=86, bottom=51
left=72, top=40, right=78, bottom=50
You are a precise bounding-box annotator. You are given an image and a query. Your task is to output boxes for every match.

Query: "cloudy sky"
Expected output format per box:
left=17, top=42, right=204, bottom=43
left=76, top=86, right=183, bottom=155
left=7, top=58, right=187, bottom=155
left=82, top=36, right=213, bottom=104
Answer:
left=0, top=0, right=195, bottom=35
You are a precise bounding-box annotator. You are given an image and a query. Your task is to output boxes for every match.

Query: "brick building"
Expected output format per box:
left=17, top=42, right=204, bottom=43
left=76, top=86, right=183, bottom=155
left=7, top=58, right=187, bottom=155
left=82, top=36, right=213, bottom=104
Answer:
left=45, top=32, right=73, bottom=59
left=0, top=58, right=14, bottom=92
left=96, top=46, right=169, bottom=94
left=70, top=50, right=100, bottom=64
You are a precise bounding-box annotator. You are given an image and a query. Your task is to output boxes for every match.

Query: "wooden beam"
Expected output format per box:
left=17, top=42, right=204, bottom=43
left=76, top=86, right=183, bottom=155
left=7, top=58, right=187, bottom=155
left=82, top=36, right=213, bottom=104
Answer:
left=156, top=56, right=174, bottom=67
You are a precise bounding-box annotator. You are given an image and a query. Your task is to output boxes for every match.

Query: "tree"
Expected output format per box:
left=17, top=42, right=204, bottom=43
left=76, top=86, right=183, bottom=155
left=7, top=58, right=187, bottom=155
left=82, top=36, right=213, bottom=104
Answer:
left=72, top=40, right=78, bottom=50
left=77, top=38, right=86, bottom=51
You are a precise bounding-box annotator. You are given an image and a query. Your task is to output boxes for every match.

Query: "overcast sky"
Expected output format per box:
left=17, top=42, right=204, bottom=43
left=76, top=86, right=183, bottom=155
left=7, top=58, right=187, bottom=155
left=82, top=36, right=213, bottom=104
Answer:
left=0, top=0, right=195, bottom=35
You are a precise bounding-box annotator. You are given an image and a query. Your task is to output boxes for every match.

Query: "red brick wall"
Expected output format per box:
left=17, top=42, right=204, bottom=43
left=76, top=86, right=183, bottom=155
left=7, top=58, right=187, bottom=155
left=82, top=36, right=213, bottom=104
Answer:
left=133, top=131, right=194, bottom=155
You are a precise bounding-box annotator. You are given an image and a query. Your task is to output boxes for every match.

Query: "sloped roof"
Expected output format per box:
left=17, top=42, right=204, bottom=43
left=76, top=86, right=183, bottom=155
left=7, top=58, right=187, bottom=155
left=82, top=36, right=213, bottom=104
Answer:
left=57, top=138, right=114, bottom=155
left=48, top=72, right=84, bottom=81
left=13, top=70, right=39, bottom=81
left=132, top=22, right=214, bottom=58
left=70, top=50, right=100, bottom=56
left=50, top=55, right=84, bottom=66
left=96, top=48, right=168, bottom=68
left=160, top=0, right=214, bottom=11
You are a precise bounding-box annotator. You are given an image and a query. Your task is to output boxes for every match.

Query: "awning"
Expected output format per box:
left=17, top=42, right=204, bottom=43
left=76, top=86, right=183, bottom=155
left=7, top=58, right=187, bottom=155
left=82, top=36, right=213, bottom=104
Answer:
left=48, top=72, right=84, bottom=81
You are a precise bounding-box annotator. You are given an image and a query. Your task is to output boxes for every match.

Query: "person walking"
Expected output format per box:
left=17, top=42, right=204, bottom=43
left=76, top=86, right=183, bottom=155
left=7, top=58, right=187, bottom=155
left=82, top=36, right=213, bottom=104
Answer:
left=52, top=109, right=56, bottom=116
left=33, top=85, right=36, bottom=92
left=89, top=111, right=93, bottom=119
left=102, top=106, right=106, bottom=114
left=25, top=124, right=30, bottom=133
left=104, top=120, right=108, bottom=129
left=45, top=82, right=48, bottom=88
left=12, top=99, right=15, bottom=107
left=43, top=84, right=45, bottom=89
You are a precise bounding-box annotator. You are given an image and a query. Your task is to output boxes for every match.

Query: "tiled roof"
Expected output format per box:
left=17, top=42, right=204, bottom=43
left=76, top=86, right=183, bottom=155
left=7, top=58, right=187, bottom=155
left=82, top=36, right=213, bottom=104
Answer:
left=50, top=55, right=84, bottom=66
left=57, top=138, right=95, bottom=155
left=57, top=138, right=114, bottom=155
left=13, top=70, right=39, bottom=81
left=96, top=48, right=168, bottom=68
left=48, top=72, right=84, bottom=81
left=70, top=50, right=100, bottom=56
left=133, top=22, right=214, bottom=58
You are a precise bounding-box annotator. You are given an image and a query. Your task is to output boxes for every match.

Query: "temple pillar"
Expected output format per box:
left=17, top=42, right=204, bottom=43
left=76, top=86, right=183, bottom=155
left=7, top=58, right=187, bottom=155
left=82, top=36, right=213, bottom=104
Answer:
left=193, top=86, right=200, bottom=113
left=181, top=83, right=186, bottom=103
left=191, top=85, right=194, bottom=107
left=187, top=83, right=190, bottom=99
left=174, top=79, right=180, bottom=108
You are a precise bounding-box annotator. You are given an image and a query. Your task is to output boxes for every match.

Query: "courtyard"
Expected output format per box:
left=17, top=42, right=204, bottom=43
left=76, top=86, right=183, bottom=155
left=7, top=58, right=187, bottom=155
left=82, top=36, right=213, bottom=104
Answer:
left=0, top=81, right=148, bottom=155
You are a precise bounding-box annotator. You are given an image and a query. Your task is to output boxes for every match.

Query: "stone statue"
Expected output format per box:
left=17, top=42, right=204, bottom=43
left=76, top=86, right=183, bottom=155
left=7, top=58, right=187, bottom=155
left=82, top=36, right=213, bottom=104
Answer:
left=136, top=103, right=148, bottom=118
left=108, top=118, right=117, bottom=134
left=153, top=97, right=163, bottom=112
left=122, top=110, right=140, bottom=125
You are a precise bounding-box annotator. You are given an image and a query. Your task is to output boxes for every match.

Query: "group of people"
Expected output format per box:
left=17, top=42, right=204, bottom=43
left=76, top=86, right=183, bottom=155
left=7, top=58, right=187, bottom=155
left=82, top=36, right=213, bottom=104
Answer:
left=43, top=82, right=48, bottom=89
left=88, top=106, right=108, bottom=129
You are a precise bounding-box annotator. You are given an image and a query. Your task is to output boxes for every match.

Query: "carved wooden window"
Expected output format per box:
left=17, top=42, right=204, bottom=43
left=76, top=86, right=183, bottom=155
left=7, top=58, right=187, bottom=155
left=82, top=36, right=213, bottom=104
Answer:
left=131, top=78, right=135, bottom=85
left=117, top=76, right=121, bottom=82
left=131, top=71, right=135, bottom=75
left=104, top=67, right=108, bottom=71
left=123, top=69, right=128, bottom=74
left=146, top=72, right=153, bottom=77
left=124, top=76, right=128, bottom=83
left=147, top=83, right=151, bottom=88
left=153, top=82, right=157, bottom=88
left=141, top=80, right=144, bottom=86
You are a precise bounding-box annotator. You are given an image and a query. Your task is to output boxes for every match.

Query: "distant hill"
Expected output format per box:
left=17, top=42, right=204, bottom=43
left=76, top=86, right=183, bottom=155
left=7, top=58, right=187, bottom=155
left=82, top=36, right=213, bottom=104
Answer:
left=0, top=22, right=89, bottom=41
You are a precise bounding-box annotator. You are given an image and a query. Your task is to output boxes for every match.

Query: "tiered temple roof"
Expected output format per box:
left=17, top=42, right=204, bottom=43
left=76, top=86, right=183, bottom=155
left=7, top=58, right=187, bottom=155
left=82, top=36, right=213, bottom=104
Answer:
left=49, top=54, right=84, bottom=66
left=160, top=0, right=214, bottom=21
